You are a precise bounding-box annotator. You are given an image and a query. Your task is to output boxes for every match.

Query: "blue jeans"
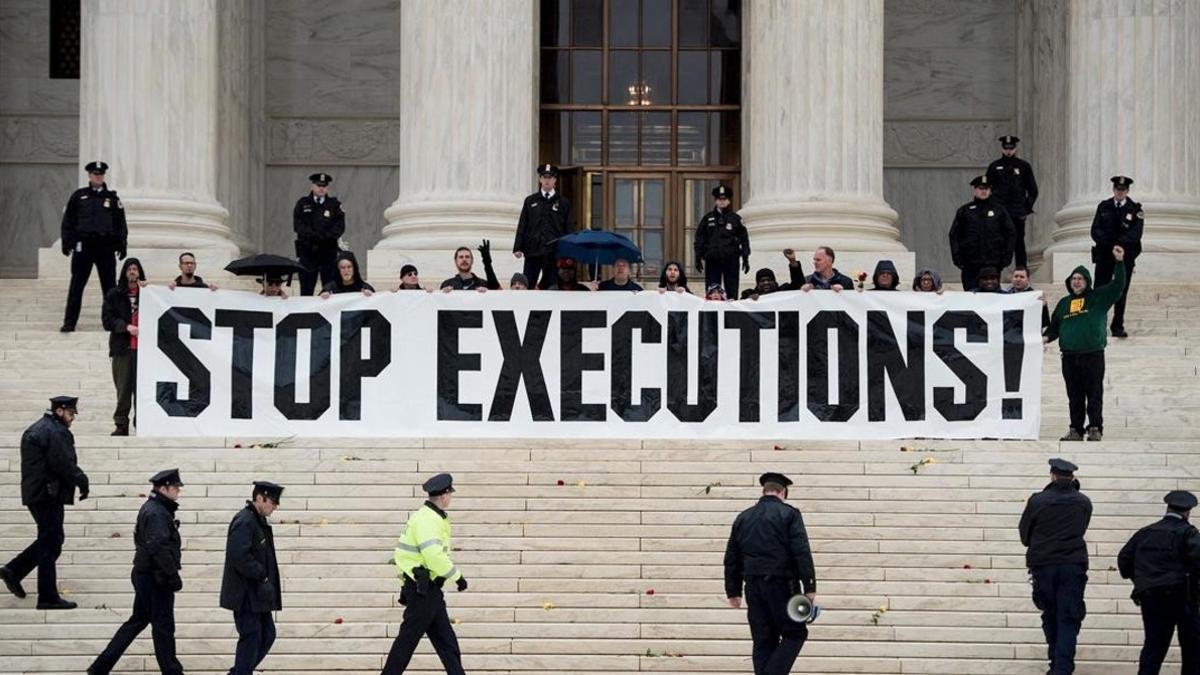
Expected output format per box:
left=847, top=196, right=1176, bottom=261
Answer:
left=1031, top=564, right=1088, bottom=674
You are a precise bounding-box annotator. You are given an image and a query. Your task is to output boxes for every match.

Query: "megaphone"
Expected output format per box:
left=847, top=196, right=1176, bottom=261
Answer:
left=786, top=582, right=821, bottom=624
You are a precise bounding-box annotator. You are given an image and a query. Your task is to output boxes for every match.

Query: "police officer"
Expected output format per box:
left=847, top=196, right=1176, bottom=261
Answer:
left=60, top=161, right=128, bottom=332
left=1091, top=175, right=1143, bottom=338
left=220, top=481, right=283, bottom=675
left=949, top=175, right=1015, bottom=290
left=723, top=472, right=816, bottom=675
left=986, top=135, right=1039, bottom=268
left=1018, top=458, right=1092, bottom=675
left=293, top=172, right=345, bottom=296
left=514, top=164, right=573, bottom=289
left=0, top=396, right=89, bottom=609
left=695, top=185, right=750, bottom=299
left=1118, top=490, right=1200, bottom=675
left=382, top=473, right=467, bottom=675
left=88, top=469, right=185, bottom=675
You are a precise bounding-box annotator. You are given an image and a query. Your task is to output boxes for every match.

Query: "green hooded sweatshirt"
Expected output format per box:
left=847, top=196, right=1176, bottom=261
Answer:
left=1044, top=262, right=1126, bottom=354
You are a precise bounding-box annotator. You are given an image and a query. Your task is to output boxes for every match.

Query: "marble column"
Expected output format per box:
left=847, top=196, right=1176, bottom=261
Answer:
left=1044, top=0, right=1200, bottom=279
left=42, top=0, right=240, bottom=279
left=369, top=0, right=534, bottom=283
left=740, top=0, right=910, bottom=280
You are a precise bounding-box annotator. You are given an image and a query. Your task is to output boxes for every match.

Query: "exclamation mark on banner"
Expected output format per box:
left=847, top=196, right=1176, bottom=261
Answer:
left=1001, top=310, right=1024, bottom=419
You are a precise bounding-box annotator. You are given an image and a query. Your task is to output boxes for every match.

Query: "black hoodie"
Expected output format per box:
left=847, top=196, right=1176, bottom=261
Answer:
left=102, top=258, right=145, bottom=356
left=870, top=260, right=900, bottom=291
left=322, top=251, right=374, bottom=294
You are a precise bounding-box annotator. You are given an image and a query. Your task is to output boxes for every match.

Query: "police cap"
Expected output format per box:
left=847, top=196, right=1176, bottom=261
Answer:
left=998, top=135, right=1020, bottom=148
left=537, top=164, right=559, bottom=177
left=1111, top=175, right=1134, bottom=189
left=759, top=472, right=793, bottom=488
left=423, top=473, right=455, bottom=496
left=150, top=468, right=184, bottom=488
left=309, top=172, right=333, bottom=186
left=252, top=481, right=284, bottom=503
left=970, top=175, right=992, bottom=188
left=1164, top=490, right=1198, bottom=511
left=49, top=395, right=78, bottom=412
left=712, top=185, right=732, bottom=199
left=84, top=161, right=109, bottom=174
left=1048, top=458, right=1078, bottom=475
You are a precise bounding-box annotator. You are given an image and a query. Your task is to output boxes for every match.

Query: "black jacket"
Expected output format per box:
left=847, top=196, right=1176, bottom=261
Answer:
left=293, top=194, right=346, bottom=250
left=695, top=208, right=750, bottom=263
left=514, top=191, right=572, bottom=257
left=740, top=264, right=805, bottom=299
left=132, top=492, right=183, bottom=588
left=440, top=273, right=500, bottom=291
left=985, top=156, right=1039, bottom=218
left=1090, top=197, right=1144, bottom=260
left=61, top=184, right=128, bottom=253
left=805, top=269, right=856, bottom=290
left=20, top=413, right=88, bottom=506
left=219, top=503, right=282, bottom=612
left=723, top=496, right=817, bottom=598
left=949, top=198, right=1015, bottom=269
left=1019, top=480, right=1092, bottom=569
left=172, top=275, right=208, bottom=289
left=1118, top=513, right=1200, bottom=601
left=101, top=259, right=145, bottom=357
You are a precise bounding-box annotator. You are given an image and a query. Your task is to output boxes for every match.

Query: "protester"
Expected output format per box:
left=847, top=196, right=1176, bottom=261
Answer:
left=949, top=175, right=1015, bottom=290
left=973, top=266, right=1003, bottom=293
left=167, top=252, right=216, bottom=290
left=549, top=257, right=592, bottom=291
left=705, top=284, right=727, bottom=301
left=220, top=481, right=284, bottom=675
left=101, top=258, right=145, bottom=436
left=293, top=172, right=345, bottom=296
left=0, top=396, right=89, bottom=610
left=741, top=249, right=805, bottom=299
left=869, top=260, right=901, bottom=291
left=477, top=239, right=502, bottom=291
left=259, top=275, right=288, bottom=298
left=509, top=273, right=529, bottom=290
left=514, top=164, right=572, bottom=289
left=598, top=258, right=643, bottom=292
left=1043, top=245, right=1127, bottom=442
left=658, top=261, right=692, bottom=294
left=60, top=161, right=127, bottom=332
left=1019, top=458, right=1092, bottom=675
left=912, top=269, right=945, bottom=294
left=695, top=185, right=750, bottom=298
left=396, top=264, right=425, bottom=291
left=440, top=247, right=499, bottom=292
left=1007, top=266, right=1050, bottom=330
left=320, top=251, right=374, bottom=297
left=800, top=246, right=854, bottom=291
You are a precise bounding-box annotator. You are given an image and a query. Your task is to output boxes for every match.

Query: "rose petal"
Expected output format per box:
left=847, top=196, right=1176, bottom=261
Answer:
left=334, top=617, right=344, bottom=624
left=645, top=589, right=655, bottom=595
left=556, top=479, right=565, bottom=486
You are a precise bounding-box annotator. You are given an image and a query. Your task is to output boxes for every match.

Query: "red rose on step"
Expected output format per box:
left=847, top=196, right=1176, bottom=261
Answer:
left=334, top=617, right=344, bottom=624
left=962, top=564, right=972, bottom=569
left=645, top=589, right=655, bottom=595
left=556, top=479, right=565, bottom=486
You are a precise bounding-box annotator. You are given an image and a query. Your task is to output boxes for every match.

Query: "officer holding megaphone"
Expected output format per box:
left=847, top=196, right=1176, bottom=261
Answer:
left=724, top=472, right=818, bottom=675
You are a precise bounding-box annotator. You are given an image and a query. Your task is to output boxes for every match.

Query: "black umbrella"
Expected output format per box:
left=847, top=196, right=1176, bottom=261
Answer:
left=224, top=254, right=308, bottom=284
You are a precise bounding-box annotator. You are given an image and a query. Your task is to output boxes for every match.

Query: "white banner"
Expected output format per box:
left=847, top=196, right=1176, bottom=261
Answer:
left=136, top=286, right=1043, bottom=439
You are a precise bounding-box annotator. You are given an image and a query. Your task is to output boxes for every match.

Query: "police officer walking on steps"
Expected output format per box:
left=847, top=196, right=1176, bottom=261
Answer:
left=61, top=161, right=128, bottom=332
left=986, top=135, right=1039, bottom=268
left=514, top=164, right=572, bottom=290
left=724, top=472, right=816, bottom=675
left=1118, top=490, right=1200, bottom=675
left=88, top=469, right=185, bottom=675
left=1019, top=458, right=1092, bottom=675
left=220, top=481, right=284, bottom=675
left=696, top=185, right=750, bottom=299
left=382, top=473, right=468, bottom=675
left=293, top=172, right=345, bottom=296
left=1091, top=175, right=1143, bottom=338
left=1, top=396, right=88, bottom=609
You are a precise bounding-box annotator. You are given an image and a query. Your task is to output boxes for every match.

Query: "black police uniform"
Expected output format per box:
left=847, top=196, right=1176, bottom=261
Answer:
left=1, top=398, right=89, bottom=607
left=1018, top=460, right=1092, bottom=675
left=986, top=137, right=1039, bottom=268
left=515, top=166, right=573, bottom=290
left=89, top=470, right=185, bottom=675
left=723, top=473, right=816, bottom=675
left=220, top=482, right=283, bottom=675
left=61, top=162, right=128, bottom=331
left=949, top=177, right=1015, bottom=290
left=1091, top=177, right=1143, bottom=336
left=695, top=186, right=750, bottom=298
left=293, top=174, right=345, bottom=296
left=1118, top=491, right=1200, bottom=675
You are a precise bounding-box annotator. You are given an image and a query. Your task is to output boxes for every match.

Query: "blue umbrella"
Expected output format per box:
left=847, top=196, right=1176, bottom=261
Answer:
left=555, top=230, right=644, bottom=268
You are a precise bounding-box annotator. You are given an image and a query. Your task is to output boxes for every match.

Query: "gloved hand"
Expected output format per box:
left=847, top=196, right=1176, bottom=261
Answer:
left=78, top=476, right=90, bottom=501
left=742, top=258, right=751, bottom=274
left=456, top=576, right=468, bottom=592
left=170, top=574, right=183, bottom=592
left=62, top=242, right=71, bottom=257
left=695, top=260, right=704, bottom=274
left=477, top=239, right=492, bottom=265
left=117, top=246, right=127, bottom=261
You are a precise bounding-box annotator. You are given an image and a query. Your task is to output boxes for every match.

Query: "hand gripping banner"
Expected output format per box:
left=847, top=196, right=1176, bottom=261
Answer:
left=137, top=287, right=1043, bottom=439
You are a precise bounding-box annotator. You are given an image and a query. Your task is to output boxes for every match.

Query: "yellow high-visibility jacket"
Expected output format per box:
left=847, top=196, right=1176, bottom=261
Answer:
left=394, top=502, right=461, bottom=583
